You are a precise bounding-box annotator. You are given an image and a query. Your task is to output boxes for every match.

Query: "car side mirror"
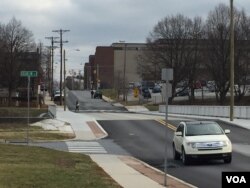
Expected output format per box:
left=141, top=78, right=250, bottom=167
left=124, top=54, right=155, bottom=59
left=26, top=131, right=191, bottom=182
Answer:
left=224, top=129, right=230, bottom=134
left=175, top=132, right=183, bottom=136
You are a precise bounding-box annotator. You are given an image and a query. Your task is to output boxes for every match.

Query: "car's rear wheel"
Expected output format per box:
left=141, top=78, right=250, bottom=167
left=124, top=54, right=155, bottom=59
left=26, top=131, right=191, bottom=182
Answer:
left=224, top=155, right=232, bottom=164
left=181, top=147, right=189, bottom=165
left=173, top=144, right=180, bottom=160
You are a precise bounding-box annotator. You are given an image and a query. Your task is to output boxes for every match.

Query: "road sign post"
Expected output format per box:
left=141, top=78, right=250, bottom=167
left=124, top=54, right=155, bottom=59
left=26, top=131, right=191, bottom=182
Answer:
left=27, top=76, right=30, bottom=143
left=20, top=71, right=38, bottom=144
left=162, top=68, right=173, bottom=187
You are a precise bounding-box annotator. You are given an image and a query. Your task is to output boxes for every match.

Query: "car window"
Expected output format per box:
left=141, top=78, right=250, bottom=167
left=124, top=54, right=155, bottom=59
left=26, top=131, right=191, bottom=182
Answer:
left=185, top=123, right=224, bottom=136
left=176, top=124, right=184, bottom=135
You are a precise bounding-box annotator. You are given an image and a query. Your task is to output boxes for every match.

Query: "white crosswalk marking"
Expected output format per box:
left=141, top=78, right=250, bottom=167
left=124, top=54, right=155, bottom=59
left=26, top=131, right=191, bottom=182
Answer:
left=66, top=141, right=107, bottom=154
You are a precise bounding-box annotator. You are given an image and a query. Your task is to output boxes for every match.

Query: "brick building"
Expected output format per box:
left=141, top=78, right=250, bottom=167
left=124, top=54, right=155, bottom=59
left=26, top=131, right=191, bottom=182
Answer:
left=84, top=43, right=146, bottom=89
left=84, top=39, right=250, bottom=91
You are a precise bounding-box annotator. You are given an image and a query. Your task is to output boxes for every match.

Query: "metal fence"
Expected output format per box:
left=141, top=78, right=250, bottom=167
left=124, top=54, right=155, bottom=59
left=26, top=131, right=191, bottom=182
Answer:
left=159, top=105, right=250, bottom=119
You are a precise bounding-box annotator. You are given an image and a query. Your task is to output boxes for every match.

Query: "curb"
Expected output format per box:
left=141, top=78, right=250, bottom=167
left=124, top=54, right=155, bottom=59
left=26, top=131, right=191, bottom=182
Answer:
left=87, top=120, right=108, bottom=139
left=119, top=155, right=196, bottom=188
left=93, top=119, right=108, bottom=138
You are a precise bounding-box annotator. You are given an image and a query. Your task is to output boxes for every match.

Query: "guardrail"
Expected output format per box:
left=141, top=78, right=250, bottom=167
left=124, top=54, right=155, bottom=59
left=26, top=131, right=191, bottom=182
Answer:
left=48, top=105, right=56, bottom=118
left=159, top=105, right=250, bottom=119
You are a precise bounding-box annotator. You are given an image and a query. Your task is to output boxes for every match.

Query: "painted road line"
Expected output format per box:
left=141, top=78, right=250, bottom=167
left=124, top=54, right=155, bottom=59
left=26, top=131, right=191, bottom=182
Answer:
left=155, top=119, right=177, bottom=131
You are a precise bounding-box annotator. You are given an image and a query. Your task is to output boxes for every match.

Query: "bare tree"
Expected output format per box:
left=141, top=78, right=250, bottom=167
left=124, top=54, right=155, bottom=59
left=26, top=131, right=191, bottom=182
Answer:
left=185, top=17, right=204, bottom=102
left=204, top=4, right=231, bottom=104
left=0, top=17, right=34, bottom=106
left=143, top=14, right=203, bottom=103
left=234, top=10, right=250, bottom=102
left=205, top=4, right=250, bottom=104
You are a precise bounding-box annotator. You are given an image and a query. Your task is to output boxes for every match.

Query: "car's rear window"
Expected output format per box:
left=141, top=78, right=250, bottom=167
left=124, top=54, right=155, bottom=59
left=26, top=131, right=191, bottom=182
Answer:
left=185, top=123, right=224, bottom=136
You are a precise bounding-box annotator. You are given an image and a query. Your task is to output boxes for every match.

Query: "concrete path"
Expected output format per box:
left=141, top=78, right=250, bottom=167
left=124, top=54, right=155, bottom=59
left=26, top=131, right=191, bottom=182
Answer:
left=90, top=154, right=166, bottom=188
left=56, top=107, right=95, bottom=140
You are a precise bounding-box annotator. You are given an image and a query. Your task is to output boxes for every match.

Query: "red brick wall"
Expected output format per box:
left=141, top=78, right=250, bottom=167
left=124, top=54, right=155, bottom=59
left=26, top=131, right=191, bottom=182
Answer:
left=94, top=47, right=114, bottom=89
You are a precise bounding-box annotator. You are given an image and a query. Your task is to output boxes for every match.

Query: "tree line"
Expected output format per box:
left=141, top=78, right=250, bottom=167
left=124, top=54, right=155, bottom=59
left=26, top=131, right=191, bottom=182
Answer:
left=0, top=17, right=48, bottom=106
left=141, top=3, right=250, bottom=105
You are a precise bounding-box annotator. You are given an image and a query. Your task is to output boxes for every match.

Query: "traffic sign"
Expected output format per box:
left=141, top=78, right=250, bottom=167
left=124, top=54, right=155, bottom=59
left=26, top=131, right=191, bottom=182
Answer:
left=161, top=68, right=173, bottom=81
left=133, top=87, right=139, bottom=98
left=20, top=71, right=38, bottom=77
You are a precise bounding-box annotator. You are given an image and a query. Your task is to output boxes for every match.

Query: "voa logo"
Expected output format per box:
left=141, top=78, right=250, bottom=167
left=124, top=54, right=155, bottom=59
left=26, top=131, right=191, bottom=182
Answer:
left=226, top=176, right=246, bottom=184
left=222, top=172, right=249, bottom=188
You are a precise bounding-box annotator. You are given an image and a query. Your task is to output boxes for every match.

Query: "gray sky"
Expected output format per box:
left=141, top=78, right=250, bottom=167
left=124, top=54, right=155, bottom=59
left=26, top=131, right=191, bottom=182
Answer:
left=1, top=0, right=250, bottom=80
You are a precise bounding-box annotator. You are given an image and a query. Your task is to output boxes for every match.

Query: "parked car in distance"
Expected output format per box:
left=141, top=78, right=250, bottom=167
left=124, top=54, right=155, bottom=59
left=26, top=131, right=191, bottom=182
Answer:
left=173, top=121, right=232, bottom=165
left=175, top=87, right=189, bottom=96
left=53, top=93, right=64, bottom=101
left=94, top=90, right=102, bottom=99
left=141, top=81, right=155, bottom=89
left=193, top=81, right=202, bottom=89
left=207, top=81, right=216, bottom=92
left=142, top=87, right=151, bottom=99
left=199, top=80, right=207, bottom=87
left=152, top=85, right=161, bottom=93
left=53, top=90, right=65, bottom=97
left=207, top=85, right=216, bottom=92
left=128, top=82, right=135, bottom=89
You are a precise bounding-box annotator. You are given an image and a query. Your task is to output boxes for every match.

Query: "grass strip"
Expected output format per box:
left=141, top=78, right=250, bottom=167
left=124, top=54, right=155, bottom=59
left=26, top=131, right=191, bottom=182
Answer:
left=0, top=144, right=121, bottom=188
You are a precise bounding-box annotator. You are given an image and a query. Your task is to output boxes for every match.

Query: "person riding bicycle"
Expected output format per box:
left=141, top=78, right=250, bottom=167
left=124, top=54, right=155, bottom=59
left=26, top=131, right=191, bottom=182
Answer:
left=75, top=100, right=80, bottom=112
left=91, top=90, right=94, bottom=98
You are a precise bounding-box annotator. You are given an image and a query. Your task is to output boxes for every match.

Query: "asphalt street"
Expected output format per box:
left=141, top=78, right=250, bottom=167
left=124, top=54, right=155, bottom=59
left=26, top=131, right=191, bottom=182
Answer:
left=98, top=119, right=250, bottom=188
left=66, top=90, right=126, bottom=112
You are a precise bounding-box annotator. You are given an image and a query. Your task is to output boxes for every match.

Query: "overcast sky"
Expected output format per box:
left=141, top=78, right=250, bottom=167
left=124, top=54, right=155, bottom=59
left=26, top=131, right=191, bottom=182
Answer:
left=1, top=0, right=250, bottom=80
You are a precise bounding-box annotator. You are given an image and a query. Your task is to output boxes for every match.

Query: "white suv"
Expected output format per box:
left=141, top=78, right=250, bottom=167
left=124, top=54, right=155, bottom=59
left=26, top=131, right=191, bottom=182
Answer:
left=173, top=121, right=232, bottom=165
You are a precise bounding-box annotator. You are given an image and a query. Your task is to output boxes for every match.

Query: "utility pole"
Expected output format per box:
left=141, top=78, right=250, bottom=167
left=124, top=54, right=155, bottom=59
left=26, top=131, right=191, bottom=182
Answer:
left=45, top=36, right=59, bottom=100
left=97, top=64, right=99, bottom=90
left=64, top=49, right=66, bottom=111
left=53, top=29, right=70, bottom=106
left=230, top=0, right=234, bottom=121
left=122, top=42, right=127, bottom=102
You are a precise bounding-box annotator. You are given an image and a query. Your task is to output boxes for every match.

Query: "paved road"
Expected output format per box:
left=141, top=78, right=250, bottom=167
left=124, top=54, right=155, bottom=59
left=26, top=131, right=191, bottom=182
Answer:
left=66, top=90, right=126, bottom=112
left=98, top=118, right=250, bottom=188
